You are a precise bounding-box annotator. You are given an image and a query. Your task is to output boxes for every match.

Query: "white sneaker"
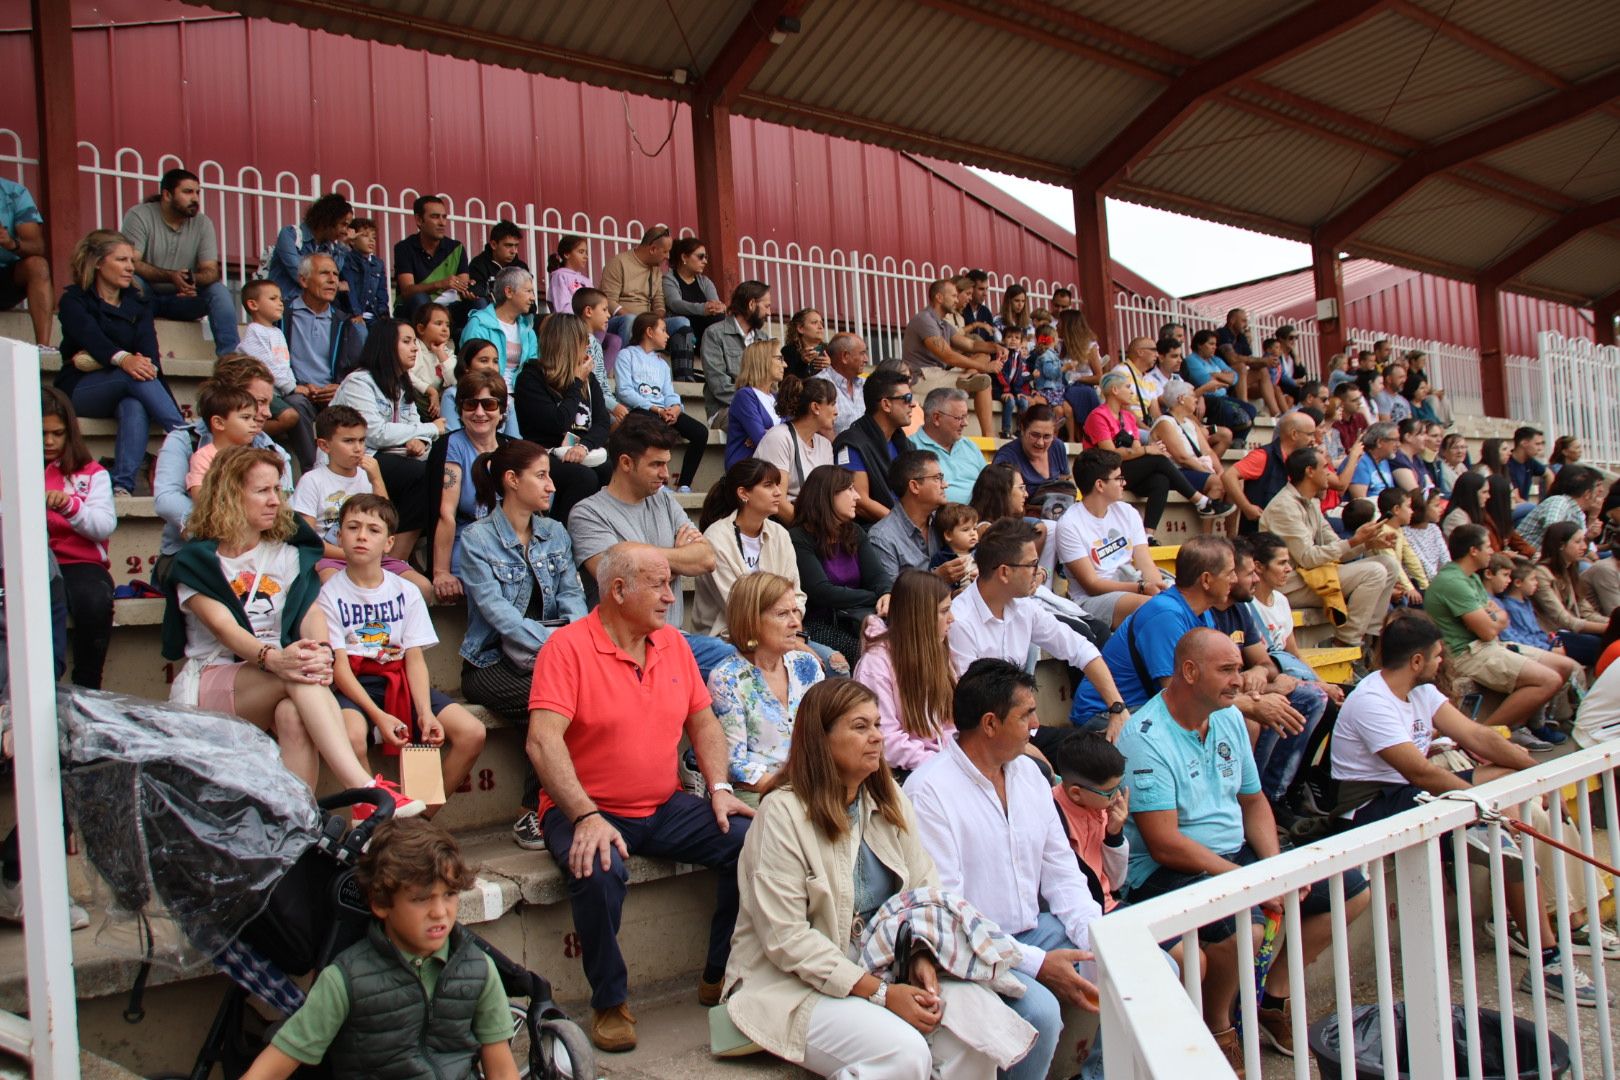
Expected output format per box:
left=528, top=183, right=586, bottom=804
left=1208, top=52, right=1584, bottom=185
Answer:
left=1522, top=953, right=1599, bottom=1007
left=0, top=878, right=91, bottom=930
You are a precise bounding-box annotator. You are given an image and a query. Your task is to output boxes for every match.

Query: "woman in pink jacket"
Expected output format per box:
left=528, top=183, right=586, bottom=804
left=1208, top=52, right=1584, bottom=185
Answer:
left=852, top=569, right=958, bottom=777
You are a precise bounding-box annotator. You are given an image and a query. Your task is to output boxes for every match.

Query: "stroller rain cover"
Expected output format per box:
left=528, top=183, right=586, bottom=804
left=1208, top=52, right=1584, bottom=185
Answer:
left=56, top=688, right=321, bottom=969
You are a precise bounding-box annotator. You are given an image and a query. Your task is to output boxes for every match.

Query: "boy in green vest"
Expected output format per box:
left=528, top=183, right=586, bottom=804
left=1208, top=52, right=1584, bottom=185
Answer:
left=242, top=818, right=519, bottom=1079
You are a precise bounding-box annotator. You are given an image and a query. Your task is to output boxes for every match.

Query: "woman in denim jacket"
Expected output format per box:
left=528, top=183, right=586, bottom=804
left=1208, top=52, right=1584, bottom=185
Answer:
left=458, top=439, right=588, bottom=849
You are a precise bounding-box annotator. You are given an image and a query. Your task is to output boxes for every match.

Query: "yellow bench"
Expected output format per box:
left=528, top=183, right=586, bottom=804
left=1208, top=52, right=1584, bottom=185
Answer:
left=970, top=435, right=998, bottom=464
left=1151, top=544, right=1179, bottom=579
left=1299, top=645, right=1361, bottom=683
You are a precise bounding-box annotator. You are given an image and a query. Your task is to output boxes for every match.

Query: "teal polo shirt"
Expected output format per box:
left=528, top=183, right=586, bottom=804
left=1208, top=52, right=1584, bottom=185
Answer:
left=1117, top=693, right=1260, bottom=890
left=911, top=429, right=986, bottom=504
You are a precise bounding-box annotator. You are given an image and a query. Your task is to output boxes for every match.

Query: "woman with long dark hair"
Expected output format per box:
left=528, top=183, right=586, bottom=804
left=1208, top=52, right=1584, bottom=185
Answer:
left=790, top=464, right=889, bottom=657
left=1533, top=520, right=1607, bottom=664
left=753, top=374, right=837, bottom=521
left=1441, top=471, right=1489, bottom=540
left=693, top=459, right=802, bottom=639
left=781, top=307, right=828, bottom=379
left=330, top=317, right=445, bottom=555
left=852, top=569, right=957, bottom=774
left=512, top=312, right=612, bottom=522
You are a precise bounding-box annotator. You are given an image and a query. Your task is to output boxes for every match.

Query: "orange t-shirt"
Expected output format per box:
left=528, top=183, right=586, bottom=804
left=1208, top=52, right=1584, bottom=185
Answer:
left=1234, top=447, right=1269, bottom=482
left=1598, top=638, right=1620, bottom=679
left=1052, top=787, right=1120, bottom=912
left=528, top=610, right=711, bottom=818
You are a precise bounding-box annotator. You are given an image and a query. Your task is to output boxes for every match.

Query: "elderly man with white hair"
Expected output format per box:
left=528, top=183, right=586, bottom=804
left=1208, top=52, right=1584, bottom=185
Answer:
left=283, top=252, right=363, bottom=410
left=909, top=385, right=986, bottom=502
left=526, top=541, right=755, bottom=1053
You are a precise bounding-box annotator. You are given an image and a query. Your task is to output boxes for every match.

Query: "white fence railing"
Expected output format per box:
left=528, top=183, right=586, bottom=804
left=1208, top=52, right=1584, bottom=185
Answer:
left=1536, top=332, right=1620, bottom=469
left=1094, top=741, right=1620, bottom=1079
left=0, top=128, right=1586, bottom=424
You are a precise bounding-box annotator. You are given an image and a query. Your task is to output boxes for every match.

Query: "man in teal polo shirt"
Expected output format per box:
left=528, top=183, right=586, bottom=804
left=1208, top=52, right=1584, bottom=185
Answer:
left=910, top=386, right=985, bottom=503
left=1117, top=627, right=1369, bottom=1066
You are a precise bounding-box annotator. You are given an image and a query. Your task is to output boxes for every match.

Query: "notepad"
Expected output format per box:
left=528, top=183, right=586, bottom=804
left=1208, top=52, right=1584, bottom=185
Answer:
left=400, top=745, right=446, bottom=806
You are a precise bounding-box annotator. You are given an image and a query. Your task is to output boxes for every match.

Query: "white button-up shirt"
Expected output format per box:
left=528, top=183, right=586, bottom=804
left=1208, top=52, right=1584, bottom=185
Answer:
left=948, top=581, right=1101, bottom=676
left=813, top=368, right=865, bottom=436
left=905, top=737, right=1102, bottom=973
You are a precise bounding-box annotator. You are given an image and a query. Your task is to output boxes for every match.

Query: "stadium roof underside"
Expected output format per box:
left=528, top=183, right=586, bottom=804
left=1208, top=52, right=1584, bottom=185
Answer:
left=177, top=0, right=1620, bottom=315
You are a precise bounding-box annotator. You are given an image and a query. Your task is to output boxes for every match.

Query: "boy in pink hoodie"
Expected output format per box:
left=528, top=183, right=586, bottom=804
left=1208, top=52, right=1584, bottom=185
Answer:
left=1051, top=731, right=1131, bottom=912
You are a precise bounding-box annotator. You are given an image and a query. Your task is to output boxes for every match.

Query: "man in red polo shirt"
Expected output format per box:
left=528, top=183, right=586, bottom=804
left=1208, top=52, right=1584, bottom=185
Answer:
left=527, top=542, right=753, bottom=1053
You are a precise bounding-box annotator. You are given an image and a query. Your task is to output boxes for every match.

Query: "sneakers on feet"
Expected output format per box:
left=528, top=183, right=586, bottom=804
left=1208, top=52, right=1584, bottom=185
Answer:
left=1464, top=824, right=1524, bottom=864
left=1212, top=1027, right=1246, bottom=1077
left=1256, top=1000, right=1294, bottom=1057
left=1530, top=723, right=1568, bottom=745
left=1570, top=922, right=1620, bottom=959
left=354, top=775, right=426, bottom=822
left=1198, top=499, right=1238, bottom=519
left=1522, top=953, right=1599, bottom=1007
left=0, top=878, right=90, bottom=930
left=1510, top=727, right=1555, bottom=752
left=512, top=810, right=547, bottom=851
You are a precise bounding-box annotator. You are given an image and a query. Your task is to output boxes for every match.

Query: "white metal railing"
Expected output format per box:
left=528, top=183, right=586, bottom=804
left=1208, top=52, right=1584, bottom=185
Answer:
left=1346, top=327, right=1487, bottom=419
left=1115, top=290, right=1326, bottom=380
left=1537, top=332, right=1620, bottom=469
left=1095, top=741, right=1620, bottom=1079
left=1507, top=352, right=1541, bottom=430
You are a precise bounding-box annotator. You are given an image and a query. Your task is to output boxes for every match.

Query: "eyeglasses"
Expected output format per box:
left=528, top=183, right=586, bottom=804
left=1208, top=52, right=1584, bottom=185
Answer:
left=694, top=252, right=709, bottom=261
left=461, top=398, right=502, bottom=413
left=884, top=393, right=915, bottom=404
left=1068, top=780, right=1123, bottom=800
left=919, top=472, right=945, bottom=484
left=1005, top=560, right=1042, bottom=570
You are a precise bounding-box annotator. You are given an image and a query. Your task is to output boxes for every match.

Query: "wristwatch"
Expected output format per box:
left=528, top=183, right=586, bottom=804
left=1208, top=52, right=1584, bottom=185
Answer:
left=1108, top=701, right=1127, bottom=715
left=868, top=981, right=889, bottom=1008
left=710, top=782, right=735, bottom=795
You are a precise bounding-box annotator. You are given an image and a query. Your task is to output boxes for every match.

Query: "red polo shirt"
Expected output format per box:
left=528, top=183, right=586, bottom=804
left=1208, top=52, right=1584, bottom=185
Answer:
left=528, top=610, right=710, bottom=819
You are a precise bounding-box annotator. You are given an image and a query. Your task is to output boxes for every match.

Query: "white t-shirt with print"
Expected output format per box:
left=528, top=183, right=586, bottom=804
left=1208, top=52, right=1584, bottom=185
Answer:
left=318, top=569, right=438, bottom=663
left=291, top=466, right=374, bottom=541
left=1053, top=500, right=1147, bottom=593
left=499, top=317, right=522, bottom=368
left=1249, top=589, right=1293, bottom=653
left=177, top=541, right=302, bottom=666
left=1330, top=671, right=1449, bottom=785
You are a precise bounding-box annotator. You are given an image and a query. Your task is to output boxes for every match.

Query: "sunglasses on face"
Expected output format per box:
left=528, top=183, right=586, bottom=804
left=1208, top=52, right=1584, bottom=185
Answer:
left=461, top=398, right=502, bottom=413
left=1070, top=780, right=1123, bottom=800
left=885, top=393, right=915, bottom=404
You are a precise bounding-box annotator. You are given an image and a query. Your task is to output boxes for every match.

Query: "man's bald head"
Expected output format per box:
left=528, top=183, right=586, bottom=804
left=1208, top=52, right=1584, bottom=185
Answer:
left=1165, top=627, right=1244, bottom=716
left=1126, top=336, right=1154, bottom=362
left=595, top=542, right=662, bottom=595
left=1176, top=627, right=1239, bottom=669
left=1279, top=410, right=1317, bottom=446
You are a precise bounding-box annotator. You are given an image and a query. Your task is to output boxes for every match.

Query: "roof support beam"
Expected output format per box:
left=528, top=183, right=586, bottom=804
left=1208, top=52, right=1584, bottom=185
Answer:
left=31, top=0, right=80, bottom=291
left=1071, top=183, right=1116, bottom=358
left=1076, top=0, right=1389, bottom=191
left=1315, top=66, right=1620, bottom=251
left=1312, top=242, right=1347, bottom=359
left=1477, top=195, right=1620, bottom=288
left=1476, top=282, right=1508, bottom=417
left=1594, top=289, right=1618, bottom=347
left=695, top=0, right=813, bottom=301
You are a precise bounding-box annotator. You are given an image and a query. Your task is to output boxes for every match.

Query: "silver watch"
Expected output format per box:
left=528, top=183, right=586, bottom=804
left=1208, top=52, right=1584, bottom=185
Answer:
left=710, top=782, right=735, bottom=795
left=868, top=981, right=888, bottom=1008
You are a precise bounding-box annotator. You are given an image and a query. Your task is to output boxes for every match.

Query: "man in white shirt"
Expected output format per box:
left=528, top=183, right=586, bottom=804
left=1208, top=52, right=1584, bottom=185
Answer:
left=906, top=658, right=1102, bottom=1080
left=1056, top=449, right=1169, bottom=630
left=1331, top=611, right=1605, bottom=1001
left=949, top=518, right=1129, bottom=738
left=813, top=332, right=868, bottom=436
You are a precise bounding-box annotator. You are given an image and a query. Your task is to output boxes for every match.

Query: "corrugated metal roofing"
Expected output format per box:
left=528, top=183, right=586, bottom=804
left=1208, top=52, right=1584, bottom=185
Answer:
left=1477, top=113, right=1620, bottom=201
left=1517, top=231, right=1620, bottom=297
left=166, top=0, right=1620, bottom=307
left=1359, top=178, right=1560, bottom=267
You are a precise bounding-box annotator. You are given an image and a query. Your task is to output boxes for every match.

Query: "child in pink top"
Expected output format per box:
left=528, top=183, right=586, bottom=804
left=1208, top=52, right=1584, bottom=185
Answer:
left=187, top=382, right=262, bottom=495
left=1050, top=731, right=1131, bottom=912
left=42, top=388, right=116, bottom=688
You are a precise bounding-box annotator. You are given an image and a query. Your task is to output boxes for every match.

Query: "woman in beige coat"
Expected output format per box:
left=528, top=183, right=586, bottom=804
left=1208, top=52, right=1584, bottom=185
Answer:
left=722, top=678, right=999, bottom=1079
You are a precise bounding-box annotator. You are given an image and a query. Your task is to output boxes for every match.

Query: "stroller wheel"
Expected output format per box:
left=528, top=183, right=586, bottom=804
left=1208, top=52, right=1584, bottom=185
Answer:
left=535, top=1017, right=596, bottom=1080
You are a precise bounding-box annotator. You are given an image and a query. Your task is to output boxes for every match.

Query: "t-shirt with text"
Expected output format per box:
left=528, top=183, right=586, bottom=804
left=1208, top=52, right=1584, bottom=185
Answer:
left=318, top=569, right=438, bottom=662
left=1054, top=501, right=1146, bottom=592
left=1330, top=671, right=1449, bottom=786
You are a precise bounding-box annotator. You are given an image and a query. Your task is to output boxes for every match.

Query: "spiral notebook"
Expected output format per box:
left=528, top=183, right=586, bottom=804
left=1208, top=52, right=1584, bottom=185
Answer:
left=399, top=745, right=446, bottom=806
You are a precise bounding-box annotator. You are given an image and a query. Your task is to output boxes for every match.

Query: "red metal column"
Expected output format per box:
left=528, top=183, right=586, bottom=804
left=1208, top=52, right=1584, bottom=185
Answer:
left=692, top=101, right=740, bottom=301
left=1311, top=240, right=1346, bottom=361
left=1594, top=290, right=1618, bottom=347
left=1476, top=282, right=1507, bottom=418
left=30, top=0, right=80, bottom=289
left=1071, top=182, right=1115, bottom=358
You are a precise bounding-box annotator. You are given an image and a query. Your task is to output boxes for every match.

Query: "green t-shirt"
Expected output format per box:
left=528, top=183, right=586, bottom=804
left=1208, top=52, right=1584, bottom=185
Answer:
left=271, top=939, right=511, bottom=1065
left=1424, top=562, right=1488, bottom=655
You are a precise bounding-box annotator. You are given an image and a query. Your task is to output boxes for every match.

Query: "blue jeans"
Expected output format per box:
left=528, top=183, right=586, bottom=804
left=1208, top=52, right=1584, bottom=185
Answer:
left=539, top=792, right=748, bottom=1008
left=682, top=631, right=737, bottom=682
left=69, top=367, right=186, bottom=492
left=608, top=312, right=689, bottom=346
left=1006, top=913, right=1105, bottom=1080
left=136, top=277, right=240, bottom=354
left=1253, top=680, right=1329, bottom=803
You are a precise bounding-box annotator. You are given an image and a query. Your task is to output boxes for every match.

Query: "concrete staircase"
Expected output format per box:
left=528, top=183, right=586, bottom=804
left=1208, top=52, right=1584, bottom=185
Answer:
left=0, top=310, right=1528, bottom=1076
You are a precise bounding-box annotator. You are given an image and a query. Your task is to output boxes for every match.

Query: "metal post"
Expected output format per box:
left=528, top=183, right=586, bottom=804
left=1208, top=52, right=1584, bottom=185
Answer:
left=1393, top=840, right=1455, bottom=1080
left=1311, top=240, right=1346, bottom=359
left=692, top=101, right=740, bottom=301
left=1070, top=182, right=1115, bottom=358
left=0, top=340, right=81, bottom=1077
left=29, top=0, right=81, bottom=291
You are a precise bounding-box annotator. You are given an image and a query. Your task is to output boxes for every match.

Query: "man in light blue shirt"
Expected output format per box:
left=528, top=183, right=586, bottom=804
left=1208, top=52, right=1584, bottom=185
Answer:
left=909, top=386, right=985, bottom=503
left=813, top=332, right=868, bottom=436
left=1117, top=627, right=1369, bottom=1062
left=0, top=177, right=53, bottom=350
left=281, top=253, right=361, bottom=394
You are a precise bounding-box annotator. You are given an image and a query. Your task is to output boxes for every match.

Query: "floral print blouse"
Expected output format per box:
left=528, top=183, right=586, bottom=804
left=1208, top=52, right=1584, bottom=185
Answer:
left=708, top=649, right=824, bottom=785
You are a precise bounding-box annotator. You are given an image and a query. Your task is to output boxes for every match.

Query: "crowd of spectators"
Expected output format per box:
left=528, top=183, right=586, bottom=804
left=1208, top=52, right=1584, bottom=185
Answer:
left=9, top=171, right=1620, bottom=1077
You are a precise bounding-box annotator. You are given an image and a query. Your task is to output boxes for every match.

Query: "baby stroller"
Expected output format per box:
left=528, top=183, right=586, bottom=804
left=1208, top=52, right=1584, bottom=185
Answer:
left=55, top=689, right=594, bottom=1080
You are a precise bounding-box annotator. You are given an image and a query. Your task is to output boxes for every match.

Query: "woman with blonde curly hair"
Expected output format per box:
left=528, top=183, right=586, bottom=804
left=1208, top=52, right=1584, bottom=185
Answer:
left=162, top=445, right=412, bottom=808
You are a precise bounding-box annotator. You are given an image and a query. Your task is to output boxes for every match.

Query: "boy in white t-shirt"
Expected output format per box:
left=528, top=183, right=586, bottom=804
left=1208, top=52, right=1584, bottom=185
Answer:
left=292, top=406, right=432, bottom=600
left=239, top=280, right=318, bottom=471
left=1246, top=531, right=1344, bottom=693
left=319, top=495, right=486, bottom=815
left=1054, top=448, right=1170, bottom=629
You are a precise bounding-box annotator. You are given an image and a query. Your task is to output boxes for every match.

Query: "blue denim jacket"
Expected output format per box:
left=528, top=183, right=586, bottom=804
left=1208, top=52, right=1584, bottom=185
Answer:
left=458, top=507, right=588, bottom=667
left=342, top=252, right=390, bottom=322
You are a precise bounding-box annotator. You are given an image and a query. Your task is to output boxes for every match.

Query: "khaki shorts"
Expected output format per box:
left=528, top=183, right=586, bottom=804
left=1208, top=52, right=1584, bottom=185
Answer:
left=1448, top=639, right=1554, bottom=693
left=911, top=365, right=992, bottom=399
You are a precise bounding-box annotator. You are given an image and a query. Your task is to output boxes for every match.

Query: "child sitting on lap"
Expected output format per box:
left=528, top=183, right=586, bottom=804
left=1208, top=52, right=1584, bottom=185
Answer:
left=240, top=818, right=519, bottom=1079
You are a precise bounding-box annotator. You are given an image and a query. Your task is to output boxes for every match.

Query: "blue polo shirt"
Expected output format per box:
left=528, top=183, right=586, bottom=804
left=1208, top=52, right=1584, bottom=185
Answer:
left=1216, top=326, right=1252, bottom=359
left=0, top=179, right=43, bottom=271
left=1505, top=456, right=1546, bottom=501
left=1183, top=352, right=1234, bottom=397
left=911, top=429, right=986, bottom=504
left=1117, top=694, right=1259, bottom=889
left=1351, top=453, right=1396, bottom=497
left=1071, top=587, right=1214, bottom=720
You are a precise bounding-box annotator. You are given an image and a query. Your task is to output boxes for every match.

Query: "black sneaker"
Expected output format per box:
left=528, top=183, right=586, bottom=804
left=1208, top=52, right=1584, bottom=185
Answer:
left=512, top=810, right=547, bottom=851
left=1198, top=499, right=1238, bottom=519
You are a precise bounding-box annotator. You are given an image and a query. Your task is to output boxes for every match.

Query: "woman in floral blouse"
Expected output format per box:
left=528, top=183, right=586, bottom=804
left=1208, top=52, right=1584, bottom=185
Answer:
left=706, top=571, right=824, bottom=803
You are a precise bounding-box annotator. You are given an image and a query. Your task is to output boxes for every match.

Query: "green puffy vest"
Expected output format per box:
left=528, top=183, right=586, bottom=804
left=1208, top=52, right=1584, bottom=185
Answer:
left=325, top=921, right=490, bottom=1079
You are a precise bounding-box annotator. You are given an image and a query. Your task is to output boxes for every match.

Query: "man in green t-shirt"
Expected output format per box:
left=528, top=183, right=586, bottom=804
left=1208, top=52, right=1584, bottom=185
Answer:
left=1424, top=524, right=1579, bottom=748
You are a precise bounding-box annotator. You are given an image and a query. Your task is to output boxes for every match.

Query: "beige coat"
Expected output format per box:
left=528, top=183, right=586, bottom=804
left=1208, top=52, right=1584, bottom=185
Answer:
left=723, top=785, right=939, bottom=1062
left=692, top=512, right=807, bottom=639
left=598, top=249, right=665, bottom=317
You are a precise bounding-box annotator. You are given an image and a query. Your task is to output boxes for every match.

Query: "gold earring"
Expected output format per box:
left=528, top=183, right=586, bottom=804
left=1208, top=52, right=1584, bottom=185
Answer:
left=745, top=639, right=758, bottom=650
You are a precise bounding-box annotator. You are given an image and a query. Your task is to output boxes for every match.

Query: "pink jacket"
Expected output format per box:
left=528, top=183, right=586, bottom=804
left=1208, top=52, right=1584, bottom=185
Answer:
left=853, top=638, right=956, bottom=771
left=45, top=460, right=115, bottom=568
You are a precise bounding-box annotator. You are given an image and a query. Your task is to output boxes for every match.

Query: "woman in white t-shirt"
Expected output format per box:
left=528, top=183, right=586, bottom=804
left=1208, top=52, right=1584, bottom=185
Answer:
left=752, top=374, right=837, bottom=523
left=161, top=445, right=392, bottom=800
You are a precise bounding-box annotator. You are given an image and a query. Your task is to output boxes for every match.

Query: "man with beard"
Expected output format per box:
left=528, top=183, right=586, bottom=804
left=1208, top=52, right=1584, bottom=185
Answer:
left=700, top=280, right=772, bottom=425
left=1330, top=611, right=1603, bottom=1003
left=121, top=168, right=240, bottom=355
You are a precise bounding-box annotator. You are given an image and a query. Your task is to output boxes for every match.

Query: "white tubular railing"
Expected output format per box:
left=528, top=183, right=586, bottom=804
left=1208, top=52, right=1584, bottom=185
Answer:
left=1114, top=292, right=1324, bottom=379
left=1095, top=741, right=1620, bottom=1080
left=1538, top=332, right=1620, bottom=469
left=1346, top=327, right=1487, bottom=418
